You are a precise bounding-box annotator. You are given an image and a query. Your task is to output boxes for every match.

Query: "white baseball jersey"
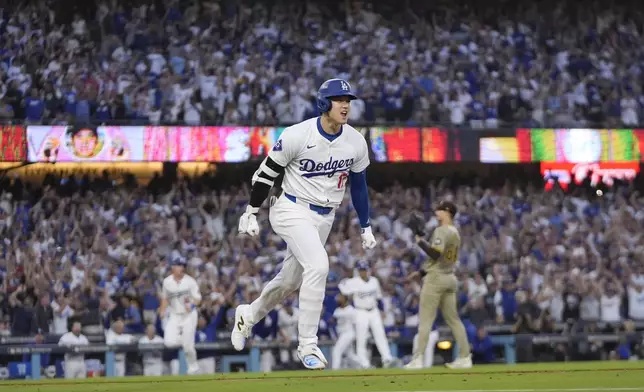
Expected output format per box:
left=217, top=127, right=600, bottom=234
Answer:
left=139, top=335, right=165, bottom=366
left=262, top=117, right=370, bottom=208
left=105, top=330, right=135, bottom=362
left=162, top=274, right=202, bottom=316
left=51, top=301, right=74, bottom=334
left=58, top=332, right=90, bottom=362
left=333, top=305, right=357, bottom=335
left=339, top=277, right=383, bottom=311
left=628, top=287, right=644, bottom=320
left=277, top=308, right=299, bottom=341
left=600, top=294, right=622, bottom=323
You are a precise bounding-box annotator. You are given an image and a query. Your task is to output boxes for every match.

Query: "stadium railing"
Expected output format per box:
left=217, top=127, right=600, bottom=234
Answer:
left=2, top=328, right=642, bottom=379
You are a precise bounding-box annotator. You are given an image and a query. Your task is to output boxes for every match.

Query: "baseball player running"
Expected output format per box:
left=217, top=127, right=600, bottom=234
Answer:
left=159, top=259, right=202, bottom=375
left=404, top=201, right=472, bottom=369
left=331, top=294, right=362, bottom=369
left=234, top=78, right=376, bottom=370
left=339, top=262, right=396, bottom=368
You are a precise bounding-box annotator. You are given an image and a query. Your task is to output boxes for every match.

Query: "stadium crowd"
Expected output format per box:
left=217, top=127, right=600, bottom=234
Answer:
left=1, top=0, right=644, bottom=372
left=0, top=172, right=643, bottom=353
left=2, top=0, right=644, bottom=127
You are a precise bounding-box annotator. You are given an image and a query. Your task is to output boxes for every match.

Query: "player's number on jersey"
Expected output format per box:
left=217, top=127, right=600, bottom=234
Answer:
left=444, top=246, right=457, bottom=263
left=338, top=172, right=348, bottom=189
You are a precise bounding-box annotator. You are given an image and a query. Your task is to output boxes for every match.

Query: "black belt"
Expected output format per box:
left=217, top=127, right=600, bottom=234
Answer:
left=284, top=193, right=333, bottom=215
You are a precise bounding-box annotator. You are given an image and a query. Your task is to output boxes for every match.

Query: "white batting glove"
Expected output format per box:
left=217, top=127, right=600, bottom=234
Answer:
left=360, top=226, right=377, bottom=249
left=238, top=206, right=260, bottom=237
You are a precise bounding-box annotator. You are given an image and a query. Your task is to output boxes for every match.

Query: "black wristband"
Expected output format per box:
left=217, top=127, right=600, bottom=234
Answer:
left=249, top=181, right=272, bottom=209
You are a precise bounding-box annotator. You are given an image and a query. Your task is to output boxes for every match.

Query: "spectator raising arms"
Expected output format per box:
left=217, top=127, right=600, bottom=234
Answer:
left=0, top=169, right=642, bottom=345
left=1, top=0, right=644, bottom=127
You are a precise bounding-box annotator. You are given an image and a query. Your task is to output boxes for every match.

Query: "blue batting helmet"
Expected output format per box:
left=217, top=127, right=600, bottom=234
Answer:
left=316, top=78, right=358, bottom=113
left=356, top=261, right=370, bottom=271
left=171, top=257, right=187, bottom=267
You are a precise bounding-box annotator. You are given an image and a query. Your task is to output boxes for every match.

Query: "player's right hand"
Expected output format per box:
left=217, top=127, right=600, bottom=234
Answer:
left=360, top=226, right=377, bottom=249
left=238, top=206, right=260, bottom=236
left=405, top=271, right=420, bottom=282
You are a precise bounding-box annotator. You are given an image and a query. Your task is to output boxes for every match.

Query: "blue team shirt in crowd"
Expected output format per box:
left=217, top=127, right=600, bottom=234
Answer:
left=25, top=97, right=44, bottom=121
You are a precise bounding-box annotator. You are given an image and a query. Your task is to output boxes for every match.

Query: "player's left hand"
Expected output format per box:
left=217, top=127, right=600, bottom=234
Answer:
left=408, top=212, right=426, bottom=237
left=360, top=226, right=377, bottom=249
left=238, top=206, right=260, bottom=236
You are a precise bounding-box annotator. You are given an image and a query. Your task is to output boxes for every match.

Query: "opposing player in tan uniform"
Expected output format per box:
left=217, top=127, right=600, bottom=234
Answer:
left=405, top=201, right=472, bottom=370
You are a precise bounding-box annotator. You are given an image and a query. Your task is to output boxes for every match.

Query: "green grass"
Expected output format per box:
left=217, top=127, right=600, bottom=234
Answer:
left=5, top=361, right=644, bottom=392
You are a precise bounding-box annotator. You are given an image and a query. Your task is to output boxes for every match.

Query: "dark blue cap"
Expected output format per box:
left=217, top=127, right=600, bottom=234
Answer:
left=356, top=261, right=370, bottom=271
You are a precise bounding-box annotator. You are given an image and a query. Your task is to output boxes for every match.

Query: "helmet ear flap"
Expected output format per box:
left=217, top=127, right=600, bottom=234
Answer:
left=317, top=93, right=331, bottom=113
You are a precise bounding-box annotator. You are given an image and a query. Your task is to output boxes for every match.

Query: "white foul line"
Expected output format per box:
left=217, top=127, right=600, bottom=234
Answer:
left=378, top=388, right=644, bottom=392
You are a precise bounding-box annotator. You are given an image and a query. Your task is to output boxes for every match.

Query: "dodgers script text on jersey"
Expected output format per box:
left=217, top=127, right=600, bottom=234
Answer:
left=299, top=157, right=355, bottom=178
left=339, top=276, right=383, bottom=311
left=268, top=117, right=369, bottom=207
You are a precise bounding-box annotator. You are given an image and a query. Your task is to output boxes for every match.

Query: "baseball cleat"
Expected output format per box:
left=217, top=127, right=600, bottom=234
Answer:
left=297, top=345, right=328, bottom=370
left=445, top=355, right=473, bottom=369
left=404, top=357, right=423, bottom=369
left=231, top=304, right=253, bottom=351
left=187, top=364, right=200, bottom=375
left=383, top=358, right=402, bottom=368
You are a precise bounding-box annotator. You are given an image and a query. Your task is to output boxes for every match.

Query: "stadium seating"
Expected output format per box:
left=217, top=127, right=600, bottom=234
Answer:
left=1, top=172, right=643, bottom=338
left=2, top=0, right=644, bottom=127
left=1, top=0, right=644, bottom=377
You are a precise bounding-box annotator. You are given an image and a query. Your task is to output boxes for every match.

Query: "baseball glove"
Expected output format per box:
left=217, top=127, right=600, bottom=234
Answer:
left=408, top=212, right=426, bottom=237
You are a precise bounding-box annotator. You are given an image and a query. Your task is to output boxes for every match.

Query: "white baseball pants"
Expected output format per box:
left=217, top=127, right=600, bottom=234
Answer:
left=250, top=195, right=334, bottom=348
left=198, top=357, right=216, bottom=374
left=114, top=359, right=126, bottom=377
left=64, top=359, right=86, bottom=379
left=355, top=308, right=393, bottom=366
left=167, top=359, right=179, bottom=375
left=412, top=329, right=441, bottom=367
left=331, top=330, right=361, bottom=369
left=164, top=311, right=199, bottom=371
left=260, top=349, right=275, bottom=372
left=143, top=361, right=164, bottom=376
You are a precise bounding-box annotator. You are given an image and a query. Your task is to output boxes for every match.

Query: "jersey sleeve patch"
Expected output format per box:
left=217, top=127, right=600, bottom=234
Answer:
left=433, top=237, right=442, bottom=246
left=273, top=139, right=283, bottom=152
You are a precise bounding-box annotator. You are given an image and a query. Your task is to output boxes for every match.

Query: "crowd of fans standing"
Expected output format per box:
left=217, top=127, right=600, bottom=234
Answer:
left=0, top=0, right=644, bottom=368
left=3, top=0, right=644, bottom=127
left=1, top=173, right=643, bottom=346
